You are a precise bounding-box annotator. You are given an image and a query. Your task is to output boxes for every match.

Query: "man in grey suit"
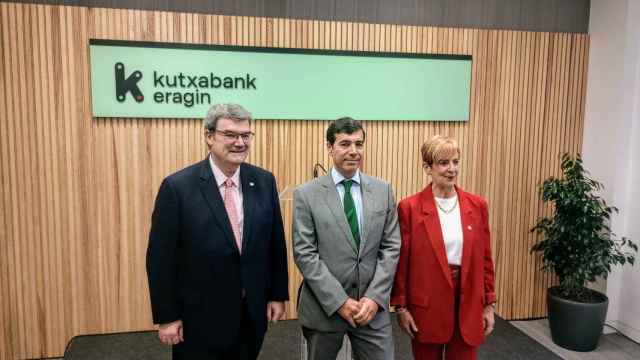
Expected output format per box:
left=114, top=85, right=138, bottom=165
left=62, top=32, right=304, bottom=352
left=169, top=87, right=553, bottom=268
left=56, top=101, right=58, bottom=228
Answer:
left=293, top=117, right=401, bottom=360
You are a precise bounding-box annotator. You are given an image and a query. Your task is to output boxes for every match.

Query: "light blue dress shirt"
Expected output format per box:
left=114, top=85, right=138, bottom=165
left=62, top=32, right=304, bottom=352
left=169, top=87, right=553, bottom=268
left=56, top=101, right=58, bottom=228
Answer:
left=331, top=168, right=364, bottom=234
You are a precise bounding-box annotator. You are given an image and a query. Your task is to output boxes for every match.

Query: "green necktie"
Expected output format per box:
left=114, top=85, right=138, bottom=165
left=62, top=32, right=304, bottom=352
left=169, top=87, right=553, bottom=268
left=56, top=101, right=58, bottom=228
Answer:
left=342, top=179, right=361, bottom=250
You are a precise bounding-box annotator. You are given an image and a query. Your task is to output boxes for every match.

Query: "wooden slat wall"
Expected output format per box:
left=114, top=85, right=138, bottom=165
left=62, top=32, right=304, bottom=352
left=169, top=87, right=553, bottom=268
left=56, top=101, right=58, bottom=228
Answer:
left=0, top=3, right=589, bottom=359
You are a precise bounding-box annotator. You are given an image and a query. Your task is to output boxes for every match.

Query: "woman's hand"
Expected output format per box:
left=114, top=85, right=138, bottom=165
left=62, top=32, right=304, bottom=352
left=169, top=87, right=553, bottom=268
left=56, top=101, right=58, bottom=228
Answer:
left=396, top=308, right=419, bottom=338
left=483, top=304, right=495, bottom=336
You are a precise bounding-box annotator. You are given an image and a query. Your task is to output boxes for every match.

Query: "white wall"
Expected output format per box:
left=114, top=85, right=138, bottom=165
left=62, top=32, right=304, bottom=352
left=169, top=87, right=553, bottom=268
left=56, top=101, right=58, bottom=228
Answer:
left=583, top=0, right=640, bottom=342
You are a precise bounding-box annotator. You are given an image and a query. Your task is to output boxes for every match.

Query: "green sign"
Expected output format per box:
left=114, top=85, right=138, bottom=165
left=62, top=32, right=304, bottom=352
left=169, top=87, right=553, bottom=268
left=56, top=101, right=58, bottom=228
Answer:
left=89, top=39, right=472, bottom=121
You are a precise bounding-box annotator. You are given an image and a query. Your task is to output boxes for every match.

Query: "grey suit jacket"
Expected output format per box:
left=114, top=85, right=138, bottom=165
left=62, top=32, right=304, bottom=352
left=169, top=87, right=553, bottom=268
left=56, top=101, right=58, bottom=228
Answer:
left=293, top=172, right=401, bottom=332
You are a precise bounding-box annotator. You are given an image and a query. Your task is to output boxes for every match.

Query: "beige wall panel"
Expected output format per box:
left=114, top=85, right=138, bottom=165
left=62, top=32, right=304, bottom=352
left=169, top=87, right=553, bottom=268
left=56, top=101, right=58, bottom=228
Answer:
left=0, top=3, right=588, bottom=358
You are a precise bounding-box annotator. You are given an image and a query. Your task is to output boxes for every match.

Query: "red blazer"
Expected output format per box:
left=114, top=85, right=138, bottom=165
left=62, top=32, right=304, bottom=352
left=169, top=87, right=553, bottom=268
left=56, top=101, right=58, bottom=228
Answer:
left=391, top=184, right=496, bottom=346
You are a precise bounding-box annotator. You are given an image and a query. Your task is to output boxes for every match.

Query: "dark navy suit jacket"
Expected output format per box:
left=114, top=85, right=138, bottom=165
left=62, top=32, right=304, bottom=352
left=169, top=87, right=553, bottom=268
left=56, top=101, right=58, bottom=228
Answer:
left=146, top=158, right=289, bottom=350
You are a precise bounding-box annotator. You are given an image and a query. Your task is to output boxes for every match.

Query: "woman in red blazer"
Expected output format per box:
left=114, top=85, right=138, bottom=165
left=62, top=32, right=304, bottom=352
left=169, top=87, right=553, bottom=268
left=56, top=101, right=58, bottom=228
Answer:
left=391, top=135, right=496, bottom=360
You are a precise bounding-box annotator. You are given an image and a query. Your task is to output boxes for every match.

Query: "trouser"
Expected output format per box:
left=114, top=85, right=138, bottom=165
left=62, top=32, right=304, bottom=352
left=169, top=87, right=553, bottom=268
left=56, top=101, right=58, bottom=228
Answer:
left=411, top=265, right=477, bottom=360
left=302, top=321, right=394, bottom=360
left=172, top=299, right=264, bottom=360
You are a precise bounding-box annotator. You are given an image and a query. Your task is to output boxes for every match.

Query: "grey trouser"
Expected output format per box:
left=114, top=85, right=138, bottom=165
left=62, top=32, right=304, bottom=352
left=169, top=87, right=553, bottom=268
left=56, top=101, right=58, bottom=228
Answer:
left=302, top=324, right=394, bottom=360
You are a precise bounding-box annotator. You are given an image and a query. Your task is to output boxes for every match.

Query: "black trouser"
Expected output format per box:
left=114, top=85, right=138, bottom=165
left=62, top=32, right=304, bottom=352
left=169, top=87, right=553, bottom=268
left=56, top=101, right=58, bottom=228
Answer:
left=172, top=299, right=264, bottom=360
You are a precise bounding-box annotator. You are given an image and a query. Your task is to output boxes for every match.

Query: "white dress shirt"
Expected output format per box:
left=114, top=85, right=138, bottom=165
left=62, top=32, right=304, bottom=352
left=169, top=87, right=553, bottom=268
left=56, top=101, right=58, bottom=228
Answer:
left=331, top=168, right=364, bottom=234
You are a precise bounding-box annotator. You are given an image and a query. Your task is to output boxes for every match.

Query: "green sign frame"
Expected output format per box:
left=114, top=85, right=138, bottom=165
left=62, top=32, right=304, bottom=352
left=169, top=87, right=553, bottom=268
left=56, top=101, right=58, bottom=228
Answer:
left=89, top=39, right=472, bottom=121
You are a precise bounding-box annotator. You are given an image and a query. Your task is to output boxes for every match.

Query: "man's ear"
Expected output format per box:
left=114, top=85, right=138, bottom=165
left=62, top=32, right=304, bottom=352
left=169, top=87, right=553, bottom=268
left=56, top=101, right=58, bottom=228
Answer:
left=205, top=131, right=214, bottom=148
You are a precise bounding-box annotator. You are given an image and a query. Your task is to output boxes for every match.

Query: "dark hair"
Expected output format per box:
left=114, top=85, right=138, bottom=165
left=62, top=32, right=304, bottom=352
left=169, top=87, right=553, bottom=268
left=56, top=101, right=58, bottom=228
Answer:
left=326, top=117, right=366, bottom=145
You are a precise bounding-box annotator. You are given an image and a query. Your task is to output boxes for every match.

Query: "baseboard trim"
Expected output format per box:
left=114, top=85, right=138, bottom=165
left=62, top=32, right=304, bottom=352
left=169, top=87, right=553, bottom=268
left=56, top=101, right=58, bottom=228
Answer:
left=608, top=320, right=640, bottom=343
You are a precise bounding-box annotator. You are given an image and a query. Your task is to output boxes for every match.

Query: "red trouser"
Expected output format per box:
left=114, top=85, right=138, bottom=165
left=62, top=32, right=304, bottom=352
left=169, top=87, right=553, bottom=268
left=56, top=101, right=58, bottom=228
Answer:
left=411, top=265, right=478, bottom=360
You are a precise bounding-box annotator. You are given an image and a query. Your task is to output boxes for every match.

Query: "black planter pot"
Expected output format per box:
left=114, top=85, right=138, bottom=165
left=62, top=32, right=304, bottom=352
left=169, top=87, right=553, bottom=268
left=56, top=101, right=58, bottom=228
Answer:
left=547, top=286, right=609, bottom=352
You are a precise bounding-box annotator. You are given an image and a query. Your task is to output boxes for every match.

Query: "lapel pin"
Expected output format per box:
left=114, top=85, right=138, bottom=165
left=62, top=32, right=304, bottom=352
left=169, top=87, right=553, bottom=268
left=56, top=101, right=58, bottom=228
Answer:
left=467, top=225, right=472, bottom=230
left=249, top=182, right=255, bottom=187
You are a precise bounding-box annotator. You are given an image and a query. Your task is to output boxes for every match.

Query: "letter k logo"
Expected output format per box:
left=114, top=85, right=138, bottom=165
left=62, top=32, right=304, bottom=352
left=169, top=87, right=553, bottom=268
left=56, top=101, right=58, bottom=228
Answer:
left=115, top=62, right=143, bottom=102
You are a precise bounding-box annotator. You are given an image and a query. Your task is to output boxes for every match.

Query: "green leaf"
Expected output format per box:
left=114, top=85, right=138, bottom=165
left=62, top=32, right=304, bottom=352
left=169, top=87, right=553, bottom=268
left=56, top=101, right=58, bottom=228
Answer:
left=530, top=152, right=637, bottom=294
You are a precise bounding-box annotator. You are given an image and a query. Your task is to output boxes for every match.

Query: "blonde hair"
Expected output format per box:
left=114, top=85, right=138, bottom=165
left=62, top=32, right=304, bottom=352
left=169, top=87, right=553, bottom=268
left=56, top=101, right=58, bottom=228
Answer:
left=420, top=135, right=460, bottom=166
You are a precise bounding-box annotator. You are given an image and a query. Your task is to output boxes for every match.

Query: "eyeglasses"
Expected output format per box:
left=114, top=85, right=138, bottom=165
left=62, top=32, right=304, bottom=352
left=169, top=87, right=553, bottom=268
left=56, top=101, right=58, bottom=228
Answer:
left=210, top=130, right=255, bottom=143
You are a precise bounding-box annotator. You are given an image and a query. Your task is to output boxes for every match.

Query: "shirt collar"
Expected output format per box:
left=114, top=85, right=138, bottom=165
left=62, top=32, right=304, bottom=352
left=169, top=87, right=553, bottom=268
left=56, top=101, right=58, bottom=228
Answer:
left=209, top=154, right=241, bottom=187
left=331, top=167, right=361, bottom=186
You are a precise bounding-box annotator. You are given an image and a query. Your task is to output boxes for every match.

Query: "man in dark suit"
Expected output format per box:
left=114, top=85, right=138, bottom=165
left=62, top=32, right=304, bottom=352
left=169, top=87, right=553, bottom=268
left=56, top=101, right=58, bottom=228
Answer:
left=146, top=103, right=289, bottom=360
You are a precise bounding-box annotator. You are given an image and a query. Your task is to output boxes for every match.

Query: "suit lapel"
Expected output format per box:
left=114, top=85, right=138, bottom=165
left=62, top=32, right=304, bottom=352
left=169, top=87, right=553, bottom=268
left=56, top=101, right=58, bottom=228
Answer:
left=239, top=163, right=255, bottom=255
left=421, top=185, right=454, bottom=288
left=199, top=158, right=240, bottom=254
left=319, top=174, right=359, bottom=254
left=359, top=174, right=374, bottom=253
left=458, top=187, right=474, bottom=288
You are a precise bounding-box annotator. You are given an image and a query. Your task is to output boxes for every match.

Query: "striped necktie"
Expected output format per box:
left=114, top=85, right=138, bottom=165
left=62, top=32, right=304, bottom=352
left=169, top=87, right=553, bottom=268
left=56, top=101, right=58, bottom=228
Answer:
left=342, top=179, right=360, bottom=250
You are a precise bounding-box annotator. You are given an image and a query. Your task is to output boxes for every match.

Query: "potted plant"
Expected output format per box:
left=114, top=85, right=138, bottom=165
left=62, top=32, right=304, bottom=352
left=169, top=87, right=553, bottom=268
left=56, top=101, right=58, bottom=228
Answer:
left=531, top=153, right=637, bottom=352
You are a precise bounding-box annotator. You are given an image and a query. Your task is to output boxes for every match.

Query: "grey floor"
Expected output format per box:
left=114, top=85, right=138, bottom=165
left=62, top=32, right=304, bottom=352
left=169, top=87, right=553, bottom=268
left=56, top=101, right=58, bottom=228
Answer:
left=57, top=315, right=561, bottom=359
left=511, top=319, right=640, bottom=360
left=48, top=316, right=640, bottom=359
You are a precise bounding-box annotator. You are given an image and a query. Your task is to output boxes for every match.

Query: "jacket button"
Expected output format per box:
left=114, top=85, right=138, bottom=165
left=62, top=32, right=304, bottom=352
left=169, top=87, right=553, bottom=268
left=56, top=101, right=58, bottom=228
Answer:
left=352, top=283, right=357, bottom=289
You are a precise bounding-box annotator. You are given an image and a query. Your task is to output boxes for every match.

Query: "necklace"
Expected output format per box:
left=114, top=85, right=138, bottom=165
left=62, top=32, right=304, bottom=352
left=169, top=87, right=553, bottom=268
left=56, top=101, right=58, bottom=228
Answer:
left=435, top=196, right=458, bottom=214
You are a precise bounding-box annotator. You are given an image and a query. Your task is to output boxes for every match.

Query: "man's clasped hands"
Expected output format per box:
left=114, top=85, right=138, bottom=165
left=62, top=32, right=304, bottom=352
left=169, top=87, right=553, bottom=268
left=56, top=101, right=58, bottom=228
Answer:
left=337, top=297, right=379, bottom=327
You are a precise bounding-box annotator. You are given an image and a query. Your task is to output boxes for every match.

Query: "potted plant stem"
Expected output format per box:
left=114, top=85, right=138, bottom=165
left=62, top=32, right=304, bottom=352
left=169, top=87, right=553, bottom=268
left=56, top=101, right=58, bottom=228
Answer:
left=531, top=153, right=637, bottom=352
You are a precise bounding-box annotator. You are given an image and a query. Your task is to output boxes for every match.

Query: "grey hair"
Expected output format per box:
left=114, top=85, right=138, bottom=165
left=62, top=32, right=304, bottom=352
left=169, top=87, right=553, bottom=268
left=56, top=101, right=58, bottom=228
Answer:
left=203, top=103, right=252, bottom=131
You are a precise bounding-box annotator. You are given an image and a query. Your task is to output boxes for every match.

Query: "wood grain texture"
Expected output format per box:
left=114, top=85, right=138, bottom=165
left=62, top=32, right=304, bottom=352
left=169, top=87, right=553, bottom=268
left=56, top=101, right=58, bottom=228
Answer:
left=0, top=3, right=588, bottom=359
